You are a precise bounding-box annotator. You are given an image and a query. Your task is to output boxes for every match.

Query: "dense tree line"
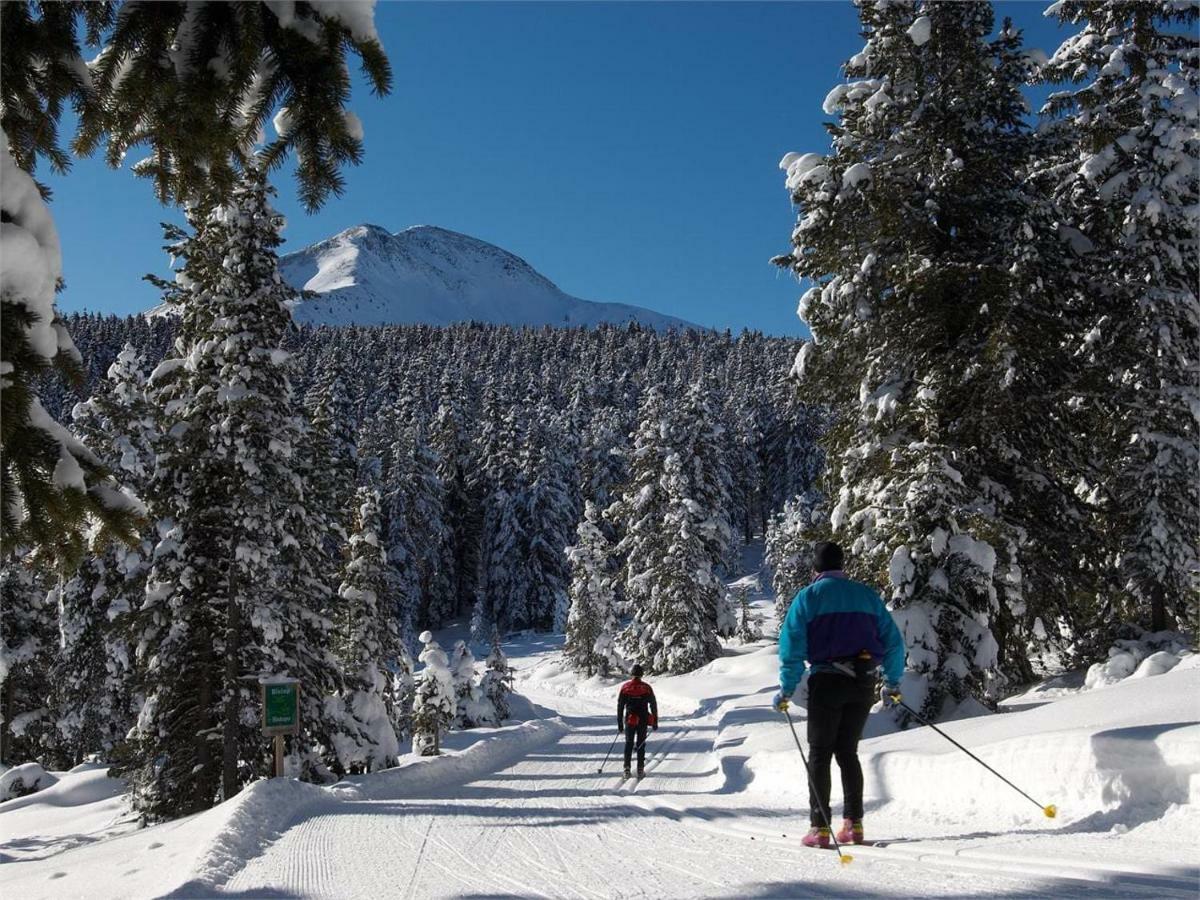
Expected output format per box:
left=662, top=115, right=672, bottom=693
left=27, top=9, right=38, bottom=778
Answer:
left=5, top=290, right=820, bottom=807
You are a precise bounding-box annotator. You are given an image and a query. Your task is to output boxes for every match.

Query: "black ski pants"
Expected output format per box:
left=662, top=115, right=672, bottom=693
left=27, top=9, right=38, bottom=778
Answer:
left=806, top=672, right=874, bottom=826
left=623, top=721, right=648, bottom=770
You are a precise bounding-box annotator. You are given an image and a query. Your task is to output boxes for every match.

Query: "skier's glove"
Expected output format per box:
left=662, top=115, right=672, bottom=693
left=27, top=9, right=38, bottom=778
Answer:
left=772, top=690, right=790, bottom=713
left=880, top=684, right=902, bottom=707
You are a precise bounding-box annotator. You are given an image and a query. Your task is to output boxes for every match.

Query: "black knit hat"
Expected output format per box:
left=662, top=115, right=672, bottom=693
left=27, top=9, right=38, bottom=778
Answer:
left=813, top=540, right=845, bottom=573
left=631, top=664, right=644, bottom=678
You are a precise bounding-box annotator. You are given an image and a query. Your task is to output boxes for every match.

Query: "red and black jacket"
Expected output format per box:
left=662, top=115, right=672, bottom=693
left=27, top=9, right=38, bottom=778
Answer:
left=617, top=678, right=658, bottom=729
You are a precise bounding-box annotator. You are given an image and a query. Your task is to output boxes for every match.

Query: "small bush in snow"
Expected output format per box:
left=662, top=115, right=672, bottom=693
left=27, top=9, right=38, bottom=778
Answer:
left=479, top=626, right=513, bottom=724
left=0, top=763, right=57, bottom=802
left=412, top=632, right=456, bottom=756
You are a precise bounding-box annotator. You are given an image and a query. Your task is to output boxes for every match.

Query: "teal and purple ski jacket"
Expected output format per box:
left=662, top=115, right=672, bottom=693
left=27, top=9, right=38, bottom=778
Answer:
left=778, top=571, right=905, bottom=696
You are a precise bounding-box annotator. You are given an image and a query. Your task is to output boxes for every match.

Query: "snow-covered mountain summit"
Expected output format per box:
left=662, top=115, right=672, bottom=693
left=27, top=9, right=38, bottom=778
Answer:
left=277, top=224, right=693, bottom=329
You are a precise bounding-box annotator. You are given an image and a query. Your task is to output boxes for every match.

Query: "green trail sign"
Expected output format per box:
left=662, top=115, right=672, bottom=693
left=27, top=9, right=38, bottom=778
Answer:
left=261, top=680, right=300, bottom=735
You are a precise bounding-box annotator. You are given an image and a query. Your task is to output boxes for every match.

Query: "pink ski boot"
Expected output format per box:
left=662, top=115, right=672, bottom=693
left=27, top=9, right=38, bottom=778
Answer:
left=801, top=826, right=830, bottom=848
left=836, top=818, right=864, bottom=845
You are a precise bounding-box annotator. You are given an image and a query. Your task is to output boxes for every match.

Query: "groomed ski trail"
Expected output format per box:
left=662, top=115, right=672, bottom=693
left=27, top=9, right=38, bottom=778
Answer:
left=214, top=680, right=1184, bottom=900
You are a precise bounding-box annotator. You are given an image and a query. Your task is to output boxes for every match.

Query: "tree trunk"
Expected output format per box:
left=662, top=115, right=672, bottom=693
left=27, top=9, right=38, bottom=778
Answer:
left=222, top=566, right=242, bottom=801
left=0, top=675, right=12, bottom=766
left=1149, top=582, right=1167, bottom=633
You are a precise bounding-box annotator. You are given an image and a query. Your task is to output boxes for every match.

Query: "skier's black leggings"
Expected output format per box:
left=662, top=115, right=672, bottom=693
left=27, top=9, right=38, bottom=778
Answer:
left=623, top=722, right=648, bottom=770
left=806, top=673, right=874, bottom=825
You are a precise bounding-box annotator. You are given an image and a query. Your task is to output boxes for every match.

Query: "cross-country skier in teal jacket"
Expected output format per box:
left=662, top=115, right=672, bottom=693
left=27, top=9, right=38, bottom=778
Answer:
left=772, top=541, right=906, bottom=849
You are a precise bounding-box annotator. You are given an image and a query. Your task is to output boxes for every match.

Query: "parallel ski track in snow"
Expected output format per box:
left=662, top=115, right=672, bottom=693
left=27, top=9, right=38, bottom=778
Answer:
left=219, top=685, right=1196, bottom=900
left=625, top=794, right=1199, bottom=899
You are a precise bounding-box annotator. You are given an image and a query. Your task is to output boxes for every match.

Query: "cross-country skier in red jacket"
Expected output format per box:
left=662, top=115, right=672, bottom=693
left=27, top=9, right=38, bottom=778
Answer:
left=617, top=664, right=658, bottom=778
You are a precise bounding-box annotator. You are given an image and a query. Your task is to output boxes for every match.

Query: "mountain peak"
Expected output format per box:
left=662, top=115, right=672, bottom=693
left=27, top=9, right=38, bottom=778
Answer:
left=278, top=225, right=693, bottom=330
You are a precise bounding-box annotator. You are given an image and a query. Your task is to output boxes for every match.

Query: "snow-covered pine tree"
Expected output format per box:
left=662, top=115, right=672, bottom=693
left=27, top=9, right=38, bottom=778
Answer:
left=0, top=138, right=142, bottom=568
left=304, top=362, right=358, bottom=567
left=128, top=171, right=345, bottom=818
left=391, top=422, right=455, bottom=630
left=1040, top=1, right=1200, bottom=634
left=765, top=493, right=825, bottom=626
left=0, top=551, right=53, bottom=765
left=775, top=2, right=1075, bottom=714
left=472, top=487, right=528, bottom=641
left=412, top=631, right=456, bottom=756
left=519, top=428, right=574, bottom=633
left=762, top=381, right=826, bottom=517
left=1, top=0, right=391, bottom=567
left=391, top=643, right=416, bottom=744
left=479, top=626, right=512, bottom=724
left=620, top=452, right=723, bottom=674
left=380, top=452, right=421, bottom=651
left=449, top=640, right=485, bottom=729
left=730, top=577, right=764, bottom=644
left=431, top=396, right=482, bottom=619
left=333, top=487, right=400, bottom=773
left=606, top=389, right=673, bottom=620
left=715, top=589, right=739, bottom=639
left=564, top=502, right=623, bottom=677
left=43, top=346, right=157, bottom=766
left=681, top=381, right=735, bottom=575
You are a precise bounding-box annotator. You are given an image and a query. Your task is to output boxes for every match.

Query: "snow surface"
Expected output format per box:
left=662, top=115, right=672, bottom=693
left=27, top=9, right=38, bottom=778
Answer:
left=3, top=589, right=1197, bottom=898
left=270, top=224, right=696, bottom=330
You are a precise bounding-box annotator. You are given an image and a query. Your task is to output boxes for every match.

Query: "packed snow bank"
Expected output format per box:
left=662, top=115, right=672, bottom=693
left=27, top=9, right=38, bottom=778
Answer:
left=745, top=663, right=1200, bottom=836
left=0, top=715, right=566, bottom=899
left=1084, top=630, right=1194, bottom=690
left=0, top=763, right=57, bottom=802
left=345, top=717, right=568, bottom=801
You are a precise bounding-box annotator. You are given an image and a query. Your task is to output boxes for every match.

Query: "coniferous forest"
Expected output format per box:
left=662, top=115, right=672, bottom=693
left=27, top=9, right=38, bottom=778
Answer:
left=1, top=0, right=1195, bottom=831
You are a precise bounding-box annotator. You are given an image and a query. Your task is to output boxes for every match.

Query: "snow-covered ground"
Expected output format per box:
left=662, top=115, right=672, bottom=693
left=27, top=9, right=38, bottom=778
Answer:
left=3, top=589, right=1197, bottom=899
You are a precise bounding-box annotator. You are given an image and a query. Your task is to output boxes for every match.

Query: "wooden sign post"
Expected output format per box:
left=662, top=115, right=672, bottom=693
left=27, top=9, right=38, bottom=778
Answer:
left=261, top=678, right=300, bottom=777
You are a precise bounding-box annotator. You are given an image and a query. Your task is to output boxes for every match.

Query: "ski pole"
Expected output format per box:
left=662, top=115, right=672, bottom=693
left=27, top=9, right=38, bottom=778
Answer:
left=781, top=708, right=853, bottom=865
left=597, top=730, right=622, bottom=774
left=894, top=698, right=1056, bottom=819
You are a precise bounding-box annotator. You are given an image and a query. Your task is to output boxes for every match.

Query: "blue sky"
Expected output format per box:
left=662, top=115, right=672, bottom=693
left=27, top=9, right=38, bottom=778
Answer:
left=49, top=1, right=1070, bottom=336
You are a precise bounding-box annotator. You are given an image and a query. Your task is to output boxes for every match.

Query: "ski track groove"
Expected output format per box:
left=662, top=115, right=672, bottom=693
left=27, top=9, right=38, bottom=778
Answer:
left=627, top=793, right=1198, bottom=899
left=402, top=816, right=434, bottom=900
left=208, top=680, right=1197, bottom=900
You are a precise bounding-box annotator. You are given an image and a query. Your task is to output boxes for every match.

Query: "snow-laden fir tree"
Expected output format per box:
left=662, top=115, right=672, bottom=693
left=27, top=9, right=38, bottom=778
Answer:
left=471, top=487, right=527, bottom=641
left=606, top=389, right=674, bottom=619
left=1040, top=0, right=1200, bottom=634
left=44, top=348, right=159, bottom=763
left=391, top=423, right=455, bottom=629
left=412, top=631, right=456, bottom=756
left=729, top=576, right=764, bottom=644
left=430, top=396, right=482, bottom=619
left=620, top=452, right=723, bottom=674
left=765, top=492, right=826, bottom=626
left=479, top=626, right=512, bottom=725
left=391, top=643, right=416, bottom=744
left=0, top=136, right=142, bottom=568
left=127, top=171, right=346, bottom=818
left=333, top=487, right=400, bottom=773
left=1, top=0, right=391, bottom=568
left=681, top=381, right=735, bottom=574
left=304, top=361, right=358, bottom=566
left=564, top=502, right=623, bottom=677
left=0, top=551, right=53, bottom=765
left=380, top=455, right=421, bottom=651
left=715, top=590, right=739, bottom=639
left=774, top=1, right=1085, bottom=713
left=449, top=640, right=480, bottom=729
left=519, top=431, right=575, bottom=633
left=45, top=346, right=158, bottom=766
